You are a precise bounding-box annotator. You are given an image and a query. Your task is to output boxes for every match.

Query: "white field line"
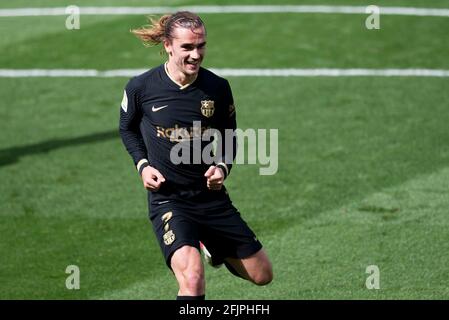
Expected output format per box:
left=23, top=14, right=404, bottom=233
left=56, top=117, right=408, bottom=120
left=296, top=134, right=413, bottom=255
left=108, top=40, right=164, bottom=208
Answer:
left=1, top=68, right=449, bottom=78
left=0, top=6, right=449, bottom=17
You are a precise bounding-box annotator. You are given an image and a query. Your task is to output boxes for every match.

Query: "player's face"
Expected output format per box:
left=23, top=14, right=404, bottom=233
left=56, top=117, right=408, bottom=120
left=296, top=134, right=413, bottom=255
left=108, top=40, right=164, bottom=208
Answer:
left=165, top=26, right=206, bottom=77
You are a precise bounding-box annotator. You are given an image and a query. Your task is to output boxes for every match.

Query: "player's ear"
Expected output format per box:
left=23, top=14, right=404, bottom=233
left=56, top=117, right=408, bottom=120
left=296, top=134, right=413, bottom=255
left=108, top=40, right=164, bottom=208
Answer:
left=163, top=40, right=172, bottom=56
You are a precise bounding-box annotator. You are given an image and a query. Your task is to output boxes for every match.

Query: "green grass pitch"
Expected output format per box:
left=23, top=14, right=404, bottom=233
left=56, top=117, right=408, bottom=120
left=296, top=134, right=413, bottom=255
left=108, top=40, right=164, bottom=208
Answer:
left=1, top=0, right=448, bottom=299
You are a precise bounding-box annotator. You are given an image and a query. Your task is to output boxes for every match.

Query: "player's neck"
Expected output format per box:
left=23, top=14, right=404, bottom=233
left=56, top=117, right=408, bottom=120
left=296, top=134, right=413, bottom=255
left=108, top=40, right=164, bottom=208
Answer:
left=165, top=61, right=197, bottom=88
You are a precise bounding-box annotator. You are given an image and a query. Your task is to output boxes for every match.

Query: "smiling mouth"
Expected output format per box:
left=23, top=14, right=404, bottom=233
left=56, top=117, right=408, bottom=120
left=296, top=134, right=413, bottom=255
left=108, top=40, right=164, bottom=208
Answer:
left=186, top=61, right=200, bottom=67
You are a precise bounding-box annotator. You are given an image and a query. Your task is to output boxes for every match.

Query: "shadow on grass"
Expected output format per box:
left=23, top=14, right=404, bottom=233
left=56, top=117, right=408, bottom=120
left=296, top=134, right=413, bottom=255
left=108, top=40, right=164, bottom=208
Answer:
left=0, top=129, right=118, bottom=167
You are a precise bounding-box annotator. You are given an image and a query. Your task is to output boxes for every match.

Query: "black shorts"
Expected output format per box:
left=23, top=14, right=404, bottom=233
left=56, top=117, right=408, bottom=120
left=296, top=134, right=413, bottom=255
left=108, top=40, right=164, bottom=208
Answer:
left=149, top=189, right=262, bottom=269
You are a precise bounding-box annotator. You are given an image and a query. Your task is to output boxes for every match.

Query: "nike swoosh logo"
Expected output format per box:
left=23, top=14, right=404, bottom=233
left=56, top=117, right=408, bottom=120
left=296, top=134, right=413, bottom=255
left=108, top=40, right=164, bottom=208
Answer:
left=152, top=105, right=168, bottom=112
left=158, top=200, right=170, bottom=205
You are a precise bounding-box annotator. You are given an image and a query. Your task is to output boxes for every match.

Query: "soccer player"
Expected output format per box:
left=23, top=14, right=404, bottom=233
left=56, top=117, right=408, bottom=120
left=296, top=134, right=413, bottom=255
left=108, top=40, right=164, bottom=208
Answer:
left=119, top=11, right=273, bottom=300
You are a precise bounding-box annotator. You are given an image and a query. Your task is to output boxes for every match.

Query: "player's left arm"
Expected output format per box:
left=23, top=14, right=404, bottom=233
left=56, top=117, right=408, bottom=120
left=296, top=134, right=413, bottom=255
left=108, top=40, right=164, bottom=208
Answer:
left=205, top=79, right=237, bottom=189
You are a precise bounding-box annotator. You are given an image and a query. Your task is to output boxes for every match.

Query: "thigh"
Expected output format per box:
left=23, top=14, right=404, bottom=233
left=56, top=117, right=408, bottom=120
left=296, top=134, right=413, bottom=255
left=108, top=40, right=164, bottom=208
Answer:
left=226, top=249, right=273, bottom=286
left=225, top=248, right=271, bottom=280
left=171, top=245, right=204, bottom=278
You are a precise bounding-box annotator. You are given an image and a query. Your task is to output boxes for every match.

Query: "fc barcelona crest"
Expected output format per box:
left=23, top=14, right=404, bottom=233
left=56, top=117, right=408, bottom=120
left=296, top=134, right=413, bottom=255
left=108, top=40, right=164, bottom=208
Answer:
left=201, top=100, right=215, bottom=118
left=163, top=230, right=176, bottom=245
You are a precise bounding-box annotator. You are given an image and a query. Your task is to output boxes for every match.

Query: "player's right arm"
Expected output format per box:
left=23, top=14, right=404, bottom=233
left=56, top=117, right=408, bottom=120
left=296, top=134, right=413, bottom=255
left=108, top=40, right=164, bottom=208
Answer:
left=118, top=79, right=165, bottom=191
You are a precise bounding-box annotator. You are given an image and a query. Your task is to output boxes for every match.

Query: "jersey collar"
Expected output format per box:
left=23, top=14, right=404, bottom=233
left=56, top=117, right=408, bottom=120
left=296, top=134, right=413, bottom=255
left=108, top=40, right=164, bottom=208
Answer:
left=164, top=62, right=198, bottom=90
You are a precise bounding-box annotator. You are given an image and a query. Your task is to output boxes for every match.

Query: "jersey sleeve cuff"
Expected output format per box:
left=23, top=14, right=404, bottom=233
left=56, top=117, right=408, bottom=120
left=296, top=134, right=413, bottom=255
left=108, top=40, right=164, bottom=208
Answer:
left=216, top=162, right=229, bottom=179
left=136, top=159, right=149, bottom=172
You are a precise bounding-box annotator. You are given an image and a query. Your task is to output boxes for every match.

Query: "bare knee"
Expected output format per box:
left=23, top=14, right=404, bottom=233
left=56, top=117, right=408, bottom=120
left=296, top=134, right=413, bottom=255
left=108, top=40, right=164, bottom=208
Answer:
left=171, top=246, right=205, bottom=296
left=252, top=263, right=273, bottom=286
left=179, top=270, right=205, bottom=295
left=244, top=250, right=273, bottom=286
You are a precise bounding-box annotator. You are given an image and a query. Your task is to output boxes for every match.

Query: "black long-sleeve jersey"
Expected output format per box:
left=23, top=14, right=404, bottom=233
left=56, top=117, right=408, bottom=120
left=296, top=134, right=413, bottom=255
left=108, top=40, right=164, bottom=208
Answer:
left=119, top=64, right=237, bottom=200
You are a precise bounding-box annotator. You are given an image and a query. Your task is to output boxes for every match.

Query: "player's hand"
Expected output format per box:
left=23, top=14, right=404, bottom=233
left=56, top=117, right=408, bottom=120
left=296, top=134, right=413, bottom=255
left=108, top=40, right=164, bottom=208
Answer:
left=204, top=165, right=224, bottom=191
left=141, top=166, right=166, bottom=191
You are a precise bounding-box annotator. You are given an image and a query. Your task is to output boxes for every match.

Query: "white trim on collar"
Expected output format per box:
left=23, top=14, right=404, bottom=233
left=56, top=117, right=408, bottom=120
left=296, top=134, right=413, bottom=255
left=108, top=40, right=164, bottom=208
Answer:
left=164, top=62, right=198, bottom=90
